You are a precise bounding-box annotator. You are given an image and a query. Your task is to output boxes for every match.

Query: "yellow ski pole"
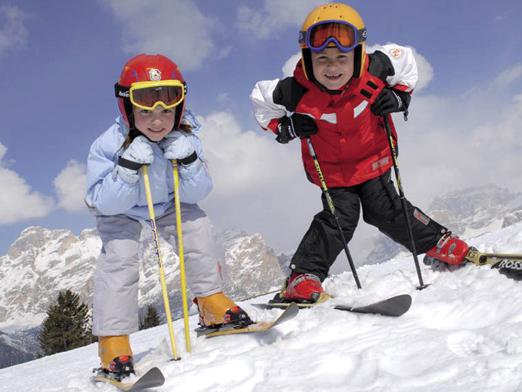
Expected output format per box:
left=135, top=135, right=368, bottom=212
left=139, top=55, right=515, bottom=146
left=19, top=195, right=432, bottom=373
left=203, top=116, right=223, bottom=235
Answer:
left=171, top=160, right=191, bottom=353
left=142, top=165, right=181, bottom=360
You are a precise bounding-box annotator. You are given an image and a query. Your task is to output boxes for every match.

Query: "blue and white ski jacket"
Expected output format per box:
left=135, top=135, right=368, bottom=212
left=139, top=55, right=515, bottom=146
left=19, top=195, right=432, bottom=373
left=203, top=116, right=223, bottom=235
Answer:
left=85, top=109, right=213, bottom=220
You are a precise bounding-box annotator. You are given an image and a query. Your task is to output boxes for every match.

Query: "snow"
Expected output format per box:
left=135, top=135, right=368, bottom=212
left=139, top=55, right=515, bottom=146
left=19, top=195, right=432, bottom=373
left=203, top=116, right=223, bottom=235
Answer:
left=0, top=223, right=521, bottom=392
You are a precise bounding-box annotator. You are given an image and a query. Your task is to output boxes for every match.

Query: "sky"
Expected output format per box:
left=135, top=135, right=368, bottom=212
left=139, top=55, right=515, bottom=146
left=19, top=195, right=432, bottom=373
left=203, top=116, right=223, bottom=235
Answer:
left=1, top=0, right=522, bottom=257
left=0, top=221, right=521, bottom=391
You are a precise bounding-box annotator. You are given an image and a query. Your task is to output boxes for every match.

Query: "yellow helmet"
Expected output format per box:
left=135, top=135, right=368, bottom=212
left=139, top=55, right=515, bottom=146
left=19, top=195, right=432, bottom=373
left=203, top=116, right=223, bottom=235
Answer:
left=298, top=2, right=367, bottom=79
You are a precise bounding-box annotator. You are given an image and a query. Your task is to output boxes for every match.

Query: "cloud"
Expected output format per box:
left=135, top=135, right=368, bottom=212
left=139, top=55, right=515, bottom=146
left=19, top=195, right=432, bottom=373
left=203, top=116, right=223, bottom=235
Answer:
left=237, top=0, right=325, bottom=39
left=0, top=143, right=6, bottom=161
left=390, top=63, right=522, bottom=207
left=102, top=0, right=221, bottom=71
left=0, top=5, right=29, bottom=58
left=197, top=111, right=319, bottom=252
left=410, top=48, right=434, bottom=92
left=493, top=64, right=522, bottom=88
left=53, top=160, right=87, bottom=213
left=0, top=143, right=54, bottom=224
left=282, top=52, right=301, bottom=77
left=198, top=112, right=298, bottom=193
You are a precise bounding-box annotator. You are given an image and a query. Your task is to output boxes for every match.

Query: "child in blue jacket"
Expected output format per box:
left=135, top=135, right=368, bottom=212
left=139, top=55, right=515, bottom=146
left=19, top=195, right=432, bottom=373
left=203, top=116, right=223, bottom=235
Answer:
left=86, top=54, right=251, bottom=380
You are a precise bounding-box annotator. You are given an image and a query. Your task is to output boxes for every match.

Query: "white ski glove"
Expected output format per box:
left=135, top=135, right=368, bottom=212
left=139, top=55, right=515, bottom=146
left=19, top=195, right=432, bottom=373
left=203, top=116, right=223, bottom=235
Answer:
left=159, top=131, right=196, bottom=161
left=117, top=135, right=154, bottom=184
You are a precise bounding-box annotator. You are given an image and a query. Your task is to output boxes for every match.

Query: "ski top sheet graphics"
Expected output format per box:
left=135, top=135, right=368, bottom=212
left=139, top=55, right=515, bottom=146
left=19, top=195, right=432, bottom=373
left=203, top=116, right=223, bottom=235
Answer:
left=253, top=294, right=412, bottom=317
left=465, top=247, right=522, bottom=280
left=198, top=303, right=299, bottom=338
left=93, top=366, right=165, bottom=391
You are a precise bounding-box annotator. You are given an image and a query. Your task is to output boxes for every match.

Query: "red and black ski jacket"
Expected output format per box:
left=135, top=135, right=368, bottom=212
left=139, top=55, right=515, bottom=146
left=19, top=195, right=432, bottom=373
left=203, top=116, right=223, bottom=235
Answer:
left=251, top=45, right=417, bottom=188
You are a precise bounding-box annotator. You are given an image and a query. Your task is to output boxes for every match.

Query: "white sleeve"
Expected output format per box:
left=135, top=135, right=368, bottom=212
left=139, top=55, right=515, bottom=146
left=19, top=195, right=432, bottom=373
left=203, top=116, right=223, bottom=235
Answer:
left=250, top=79, right=289, bottom=129
left=371, top=44, right=418, bottom=92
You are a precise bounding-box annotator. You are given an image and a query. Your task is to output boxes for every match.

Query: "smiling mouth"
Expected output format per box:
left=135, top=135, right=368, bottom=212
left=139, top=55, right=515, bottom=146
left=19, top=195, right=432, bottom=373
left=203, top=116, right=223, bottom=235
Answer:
left=148, top=128, right=165, bottom=133
left=324, top=74, right=342, bottom=80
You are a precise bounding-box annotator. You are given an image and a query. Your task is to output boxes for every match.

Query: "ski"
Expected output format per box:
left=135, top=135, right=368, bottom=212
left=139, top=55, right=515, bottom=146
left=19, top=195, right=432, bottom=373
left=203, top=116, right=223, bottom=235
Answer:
left=254, top=294, right=412, bottom=317
left=93, top=366, right=165, bottom=391
left=465, top=247, right=522, bottom=280
left=197, top=303, right=299, bottom=338
left=334, top=294, right=412, bottom=317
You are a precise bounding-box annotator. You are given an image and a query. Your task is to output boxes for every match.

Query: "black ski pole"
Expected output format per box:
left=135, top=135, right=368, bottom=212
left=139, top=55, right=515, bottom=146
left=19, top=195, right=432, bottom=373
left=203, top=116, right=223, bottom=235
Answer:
left=306, top=137, right=362, bottom=289
left=382, top=115, right=428, bottom=290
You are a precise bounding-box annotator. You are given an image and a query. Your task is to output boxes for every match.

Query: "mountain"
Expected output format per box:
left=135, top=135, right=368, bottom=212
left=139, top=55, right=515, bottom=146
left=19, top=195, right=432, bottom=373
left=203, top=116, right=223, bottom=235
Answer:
left=0, top=221, right=521, bottom=391
left=367, top=184, right=522, bottom=263
left=0, top=327, right=39, bottom=368
left=0, top=226, right=285, bottom=368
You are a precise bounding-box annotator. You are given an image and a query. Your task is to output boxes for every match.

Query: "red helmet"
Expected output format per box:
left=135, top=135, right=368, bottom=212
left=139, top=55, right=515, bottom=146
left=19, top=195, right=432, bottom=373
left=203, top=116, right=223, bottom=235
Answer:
left=115, top=54, right=186, bottom=129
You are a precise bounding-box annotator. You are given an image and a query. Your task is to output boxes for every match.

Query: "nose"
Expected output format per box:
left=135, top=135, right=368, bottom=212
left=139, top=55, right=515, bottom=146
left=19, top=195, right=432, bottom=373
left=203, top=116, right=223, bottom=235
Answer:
left=150, top=111, right=165, bottom=124
left=326, top=59, right=337, bottom=69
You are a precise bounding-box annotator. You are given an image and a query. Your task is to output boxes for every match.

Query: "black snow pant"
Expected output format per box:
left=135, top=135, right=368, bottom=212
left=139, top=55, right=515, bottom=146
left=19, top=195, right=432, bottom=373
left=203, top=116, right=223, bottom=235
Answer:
left=290, top=170, right=448, bottom=281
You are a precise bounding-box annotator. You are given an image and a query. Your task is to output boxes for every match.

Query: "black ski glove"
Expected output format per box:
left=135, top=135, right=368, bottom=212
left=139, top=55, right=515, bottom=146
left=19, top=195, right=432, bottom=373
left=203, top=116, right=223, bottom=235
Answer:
left=371, top=88, right=411, bottom=116
left=276, top=114, right=318, bottom=144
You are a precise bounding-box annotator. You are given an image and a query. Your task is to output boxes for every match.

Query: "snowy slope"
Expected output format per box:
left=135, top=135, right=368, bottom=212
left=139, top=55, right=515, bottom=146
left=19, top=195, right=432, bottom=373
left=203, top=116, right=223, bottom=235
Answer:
left=0, top=222, right=521, bottom=392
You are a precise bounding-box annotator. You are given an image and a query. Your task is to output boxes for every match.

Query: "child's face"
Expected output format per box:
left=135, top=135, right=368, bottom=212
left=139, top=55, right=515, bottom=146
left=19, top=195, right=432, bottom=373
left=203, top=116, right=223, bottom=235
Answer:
left=132, top=105, right=175, bottom=141
left=311, top=47, right=355, bottom=90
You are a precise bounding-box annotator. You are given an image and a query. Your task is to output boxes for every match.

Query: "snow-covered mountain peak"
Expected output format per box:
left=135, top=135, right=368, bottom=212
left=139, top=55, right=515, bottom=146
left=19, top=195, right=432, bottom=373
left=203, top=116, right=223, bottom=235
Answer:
left=0, top=225, right=285, bottom=332
left=368, top=184, right=522, bottom=263
left=429, top=184, right=522, bottom=226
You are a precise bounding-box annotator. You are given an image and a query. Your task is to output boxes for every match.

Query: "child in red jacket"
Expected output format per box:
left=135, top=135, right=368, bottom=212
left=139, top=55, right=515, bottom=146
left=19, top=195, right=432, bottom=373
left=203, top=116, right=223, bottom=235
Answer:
left=251, top=2, right=469, bottom=302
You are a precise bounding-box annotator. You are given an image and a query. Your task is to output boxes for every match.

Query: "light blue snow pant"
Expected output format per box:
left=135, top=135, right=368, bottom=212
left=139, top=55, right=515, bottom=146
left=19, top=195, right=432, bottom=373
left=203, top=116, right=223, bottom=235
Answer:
left=92, top=203, right=222, bottom=336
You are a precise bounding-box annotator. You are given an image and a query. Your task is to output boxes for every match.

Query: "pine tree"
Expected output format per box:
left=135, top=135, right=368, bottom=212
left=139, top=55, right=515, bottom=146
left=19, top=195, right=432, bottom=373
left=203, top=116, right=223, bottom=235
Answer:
left=38, top=289, right=95, bottom=356
left=140, top=305, right=161, bottom=330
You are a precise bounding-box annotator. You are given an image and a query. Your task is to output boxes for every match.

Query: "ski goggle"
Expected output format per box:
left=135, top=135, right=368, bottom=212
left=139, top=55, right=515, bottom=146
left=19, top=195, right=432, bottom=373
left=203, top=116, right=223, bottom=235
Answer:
left=115, top=80, right=186, bottom=110
left=299, top=20, right=367, bottom=53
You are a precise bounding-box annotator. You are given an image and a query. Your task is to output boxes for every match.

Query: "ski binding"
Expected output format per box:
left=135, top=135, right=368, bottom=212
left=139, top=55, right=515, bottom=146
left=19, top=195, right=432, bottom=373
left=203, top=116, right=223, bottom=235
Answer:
left=465, top=247, right=522, bottom=280
left=197, top=302, right=299, bottom=338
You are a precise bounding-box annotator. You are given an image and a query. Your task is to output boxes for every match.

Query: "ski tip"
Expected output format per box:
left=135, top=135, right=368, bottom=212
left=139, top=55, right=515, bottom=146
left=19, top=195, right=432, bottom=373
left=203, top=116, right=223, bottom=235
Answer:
left=334, top=294, right=412, bottom=317
left=392, top=294, right=412, bottom=302
left=92, top=367, right=165, bottom=391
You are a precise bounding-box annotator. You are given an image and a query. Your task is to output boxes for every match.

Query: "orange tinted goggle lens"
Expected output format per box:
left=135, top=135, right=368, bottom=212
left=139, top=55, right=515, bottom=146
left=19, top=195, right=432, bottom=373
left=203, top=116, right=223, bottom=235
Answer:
left=131, top=85, right=183, bottom=109
left=310, top=23, right=356, bottom=48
